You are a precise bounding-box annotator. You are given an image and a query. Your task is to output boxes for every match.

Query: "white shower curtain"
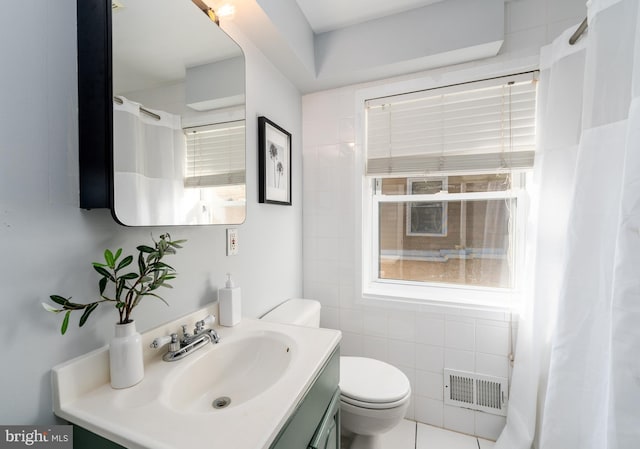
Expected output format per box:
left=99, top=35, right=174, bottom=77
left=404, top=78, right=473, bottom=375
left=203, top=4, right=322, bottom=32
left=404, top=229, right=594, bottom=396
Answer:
left=113, top=97, right=185, bottom=225
left=496, top=0, right=640, bottom=448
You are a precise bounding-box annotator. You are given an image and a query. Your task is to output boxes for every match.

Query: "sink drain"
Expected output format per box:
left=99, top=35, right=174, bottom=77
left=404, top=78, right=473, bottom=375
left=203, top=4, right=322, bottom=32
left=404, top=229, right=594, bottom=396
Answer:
left=212, top=396, right=231, bottom=409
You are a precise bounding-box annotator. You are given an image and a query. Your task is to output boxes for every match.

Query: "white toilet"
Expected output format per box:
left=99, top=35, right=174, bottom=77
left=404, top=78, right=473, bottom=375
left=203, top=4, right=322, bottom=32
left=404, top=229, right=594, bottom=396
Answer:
left=262, top=299, right=411, bottom=449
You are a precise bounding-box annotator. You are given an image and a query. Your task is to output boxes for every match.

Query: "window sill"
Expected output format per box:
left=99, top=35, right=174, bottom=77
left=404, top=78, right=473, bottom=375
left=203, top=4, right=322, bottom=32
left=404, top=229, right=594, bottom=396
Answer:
left=361, top=281, right=520, bottom=314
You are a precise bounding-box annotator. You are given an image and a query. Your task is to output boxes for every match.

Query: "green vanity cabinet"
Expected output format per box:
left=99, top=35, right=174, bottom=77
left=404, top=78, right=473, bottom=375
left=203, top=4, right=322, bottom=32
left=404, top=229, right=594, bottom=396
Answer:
left=72, top=425, right=125, bottom=449
left=270, top=346, right=340, bottom=449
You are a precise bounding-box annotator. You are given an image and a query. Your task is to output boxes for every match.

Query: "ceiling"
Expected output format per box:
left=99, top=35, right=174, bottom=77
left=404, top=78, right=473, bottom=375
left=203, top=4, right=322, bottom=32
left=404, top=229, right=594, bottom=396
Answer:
left=294, top=0, right=446, bottom=33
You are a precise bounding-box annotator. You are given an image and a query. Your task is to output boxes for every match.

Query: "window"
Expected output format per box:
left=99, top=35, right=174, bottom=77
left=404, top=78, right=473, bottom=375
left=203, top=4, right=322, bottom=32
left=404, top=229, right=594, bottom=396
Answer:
left=184, top=120, right=245, bottom=188
left=361, top=73, right=537, bottom=309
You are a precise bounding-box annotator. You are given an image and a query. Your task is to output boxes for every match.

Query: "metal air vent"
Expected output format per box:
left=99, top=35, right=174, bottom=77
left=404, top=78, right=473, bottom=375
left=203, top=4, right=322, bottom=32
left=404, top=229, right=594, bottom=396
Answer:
left=444, top=369, right=508, bottom=416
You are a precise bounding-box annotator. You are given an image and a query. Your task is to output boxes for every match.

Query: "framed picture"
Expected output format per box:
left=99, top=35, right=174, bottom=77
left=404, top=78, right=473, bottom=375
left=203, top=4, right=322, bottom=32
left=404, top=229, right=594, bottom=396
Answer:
left=258, top=116, right=292, bottom=205
left=406, top=177, right=448, bottom=236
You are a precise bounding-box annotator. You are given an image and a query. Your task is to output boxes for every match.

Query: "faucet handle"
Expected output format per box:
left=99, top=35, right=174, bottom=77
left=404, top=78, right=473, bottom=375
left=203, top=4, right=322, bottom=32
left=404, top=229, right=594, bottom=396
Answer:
left=195, top=314, right=216, bottom=333
left=181, top=324, right=191, bottom=339
left=150, top=333, right=177, bottom=349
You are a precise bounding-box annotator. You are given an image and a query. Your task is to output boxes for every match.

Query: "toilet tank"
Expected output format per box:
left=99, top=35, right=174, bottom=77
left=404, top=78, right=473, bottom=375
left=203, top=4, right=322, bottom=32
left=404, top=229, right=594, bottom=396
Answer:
left=261, top=299, right=321, bottom=328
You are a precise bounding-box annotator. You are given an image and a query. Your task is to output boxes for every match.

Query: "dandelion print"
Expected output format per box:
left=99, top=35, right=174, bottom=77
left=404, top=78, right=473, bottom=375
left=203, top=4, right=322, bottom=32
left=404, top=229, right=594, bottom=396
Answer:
left=276, top=162, right=284, bottom=188
left=269, top=142, right=279, bottom=185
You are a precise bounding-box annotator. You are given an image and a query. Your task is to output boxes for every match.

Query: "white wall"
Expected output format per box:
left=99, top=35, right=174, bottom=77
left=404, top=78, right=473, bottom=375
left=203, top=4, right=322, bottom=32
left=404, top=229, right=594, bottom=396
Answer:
left=302, top=0, right=586, bottom=440
left=0, top=0, right=301, bottom=424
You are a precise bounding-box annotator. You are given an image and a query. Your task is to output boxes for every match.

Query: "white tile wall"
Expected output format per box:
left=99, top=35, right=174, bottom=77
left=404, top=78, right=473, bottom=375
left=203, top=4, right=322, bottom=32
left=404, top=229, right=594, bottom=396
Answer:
left=303, top=0, right=586, bottom=439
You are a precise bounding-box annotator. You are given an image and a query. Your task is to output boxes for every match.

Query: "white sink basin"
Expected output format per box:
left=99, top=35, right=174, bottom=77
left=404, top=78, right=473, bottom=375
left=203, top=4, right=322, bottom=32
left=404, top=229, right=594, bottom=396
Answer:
left=51, top=312, right=341, bottom=449
left=166, top=330, right=295, bottom=413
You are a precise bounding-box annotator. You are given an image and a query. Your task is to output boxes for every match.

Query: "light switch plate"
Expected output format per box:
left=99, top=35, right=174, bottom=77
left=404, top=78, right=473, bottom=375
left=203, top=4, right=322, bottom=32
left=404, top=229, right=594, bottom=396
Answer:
left=226, top=228, right=238, bottom=256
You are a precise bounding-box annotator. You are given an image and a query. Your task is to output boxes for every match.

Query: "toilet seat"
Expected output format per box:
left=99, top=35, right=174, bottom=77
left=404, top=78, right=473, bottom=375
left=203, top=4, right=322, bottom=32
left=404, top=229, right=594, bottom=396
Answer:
left=340, top=393, right=410, bottom=410
left=340, top=357, right=411, bottom=410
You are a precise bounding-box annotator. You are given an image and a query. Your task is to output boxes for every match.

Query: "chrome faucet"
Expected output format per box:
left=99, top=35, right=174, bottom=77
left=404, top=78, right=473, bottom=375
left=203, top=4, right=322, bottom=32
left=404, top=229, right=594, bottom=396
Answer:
left=150, top=314, right=220, bottom=362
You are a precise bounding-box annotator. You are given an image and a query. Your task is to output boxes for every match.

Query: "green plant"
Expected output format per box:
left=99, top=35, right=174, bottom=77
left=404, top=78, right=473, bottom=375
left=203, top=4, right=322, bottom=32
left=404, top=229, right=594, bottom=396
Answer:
left=42, top=234, right=186, bottom=334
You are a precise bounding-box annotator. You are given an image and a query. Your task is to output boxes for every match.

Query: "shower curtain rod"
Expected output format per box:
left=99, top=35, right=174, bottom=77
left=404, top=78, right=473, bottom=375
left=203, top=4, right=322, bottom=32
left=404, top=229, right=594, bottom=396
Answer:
left=113, top=96, right=161, bottom=121
left=569, top=17, right=588, bottom=45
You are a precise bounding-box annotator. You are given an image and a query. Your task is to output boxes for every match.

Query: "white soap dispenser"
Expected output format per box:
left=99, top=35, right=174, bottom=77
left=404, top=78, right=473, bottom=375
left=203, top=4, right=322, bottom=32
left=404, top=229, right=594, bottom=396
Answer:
left=219, top=273, right=241, bottom=326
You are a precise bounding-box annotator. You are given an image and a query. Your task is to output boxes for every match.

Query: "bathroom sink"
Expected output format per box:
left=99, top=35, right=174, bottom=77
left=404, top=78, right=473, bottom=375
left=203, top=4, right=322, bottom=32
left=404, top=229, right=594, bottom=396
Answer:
left=52, top=313, right=341, bottom=449
left=165, top=330, right=295, bottom=413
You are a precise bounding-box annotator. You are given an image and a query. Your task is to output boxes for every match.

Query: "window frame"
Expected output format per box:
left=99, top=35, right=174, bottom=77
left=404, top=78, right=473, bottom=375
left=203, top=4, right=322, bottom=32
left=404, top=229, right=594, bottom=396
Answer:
left=363, top=174, right=528, bottom=310
left=355, top=70, right=537, bottom=312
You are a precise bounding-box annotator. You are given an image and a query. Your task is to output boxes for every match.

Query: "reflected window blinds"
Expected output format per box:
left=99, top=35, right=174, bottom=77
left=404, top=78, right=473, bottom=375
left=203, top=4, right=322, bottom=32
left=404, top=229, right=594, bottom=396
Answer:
left=184, top=120, right=245, bottom=188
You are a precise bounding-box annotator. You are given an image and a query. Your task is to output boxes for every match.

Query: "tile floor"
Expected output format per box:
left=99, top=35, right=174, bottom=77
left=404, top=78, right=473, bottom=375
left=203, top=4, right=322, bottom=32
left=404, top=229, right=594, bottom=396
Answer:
left=341, top=419, right=495, bottom=449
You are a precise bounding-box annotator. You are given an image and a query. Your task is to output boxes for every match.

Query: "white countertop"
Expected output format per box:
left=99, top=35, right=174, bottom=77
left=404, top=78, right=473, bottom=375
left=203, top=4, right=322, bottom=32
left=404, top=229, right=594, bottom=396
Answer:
left=51, top=307, right=341, bottom=449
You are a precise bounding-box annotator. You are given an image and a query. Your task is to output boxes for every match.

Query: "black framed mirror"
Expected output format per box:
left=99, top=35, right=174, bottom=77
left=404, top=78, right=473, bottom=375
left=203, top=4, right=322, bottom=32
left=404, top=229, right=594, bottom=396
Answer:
left=77, top=0, right=246, bottom=226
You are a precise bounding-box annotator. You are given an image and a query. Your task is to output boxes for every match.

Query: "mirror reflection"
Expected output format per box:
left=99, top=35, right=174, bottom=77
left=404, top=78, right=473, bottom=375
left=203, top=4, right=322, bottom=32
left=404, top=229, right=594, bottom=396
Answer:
left=111, top=0, right=246, bottom=226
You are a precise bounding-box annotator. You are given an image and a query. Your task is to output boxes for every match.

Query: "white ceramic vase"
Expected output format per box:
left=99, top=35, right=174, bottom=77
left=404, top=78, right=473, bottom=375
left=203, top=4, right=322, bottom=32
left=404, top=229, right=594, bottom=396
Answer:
left=109, top=320, right=144, bottom=389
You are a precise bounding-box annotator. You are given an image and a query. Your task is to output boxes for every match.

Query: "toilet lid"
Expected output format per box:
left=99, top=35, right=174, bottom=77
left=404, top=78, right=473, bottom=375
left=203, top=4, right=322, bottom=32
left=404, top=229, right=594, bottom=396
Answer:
left=340, top=357, right=411, bottom=404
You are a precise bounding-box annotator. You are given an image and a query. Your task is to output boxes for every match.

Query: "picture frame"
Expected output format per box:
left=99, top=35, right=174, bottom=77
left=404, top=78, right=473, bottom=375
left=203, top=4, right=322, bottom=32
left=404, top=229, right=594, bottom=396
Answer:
left=258, top=116, right=292, bottom=205
left=406, top=177, right=448, bottom=237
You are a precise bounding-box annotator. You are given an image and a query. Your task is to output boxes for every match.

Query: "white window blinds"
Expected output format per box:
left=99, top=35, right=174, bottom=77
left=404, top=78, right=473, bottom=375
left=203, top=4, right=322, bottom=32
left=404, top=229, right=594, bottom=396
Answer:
left=184, top=120, right=245, bottom=188
left=365, top=72, right=538, bottom=176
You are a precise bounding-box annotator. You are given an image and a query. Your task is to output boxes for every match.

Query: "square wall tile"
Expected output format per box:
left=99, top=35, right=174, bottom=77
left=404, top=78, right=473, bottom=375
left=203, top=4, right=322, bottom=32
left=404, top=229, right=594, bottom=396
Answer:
left=445, top=320, right=475, bottom=351
left=443, top=405, right=475, bottom=435
left=475, top=411, right=506, bottom=441
left=339, top=332, right=363, bottom=356
left=444, top=348, right=475, bottom=372
left=416, top=344, right=444, bottom=373
left=363, top=309, right=389, bottom=337
left=476, top=324, right=510, bottom=356
left=320, top=306, right=339, bottom=330
left=414, top=396, right=443, bottom=427
left=415, top=370, right=443, bottom=400
left=388, top=340, right=416, bottom=368
left=389, top=311, right=416, bottom=342
left=340, top=308, right=363, bottom=334
left=362, top=335, right=389, bottom=362
left=475, top=353, right=509, bottom=379
left=416, top=314, right=445, bottom=346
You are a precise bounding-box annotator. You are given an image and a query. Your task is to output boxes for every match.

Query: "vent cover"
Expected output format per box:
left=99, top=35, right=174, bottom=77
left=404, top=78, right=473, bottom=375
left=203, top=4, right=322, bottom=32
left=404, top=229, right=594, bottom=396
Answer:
left=444, top=369, right=508, bottom=416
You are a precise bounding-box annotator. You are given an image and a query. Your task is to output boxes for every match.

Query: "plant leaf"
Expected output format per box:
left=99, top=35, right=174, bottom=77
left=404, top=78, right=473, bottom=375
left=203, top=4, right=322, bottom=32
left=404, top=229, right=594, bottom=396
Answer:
left=99, top=277, right=107, bottom=295
left=79, top=303, right=99, bottom=327
left=104, top=249, right=115, bottom=268
left=92, top=262, right=107, bottom=268
left=49, top=295, right=69, bottom=306
left=42, top=302, right=62, bottom=313
left=121, top=272, right=138, bottom=280
left=61, top=310, right=71, bottom=335
left=169, top=239, right=187, bottom=248
left=150, top=261, right=175, bottom=271
left=114, top=248, right=122, bottom=262
left=137, top=252, right=146, bottom=274
left=137, top=245, right=154, bottom=254
left=116, top=278, right=125, bottom=300
left=93, top=265, right=114, bottom=281
left=116, top=255, right=133, bottom=271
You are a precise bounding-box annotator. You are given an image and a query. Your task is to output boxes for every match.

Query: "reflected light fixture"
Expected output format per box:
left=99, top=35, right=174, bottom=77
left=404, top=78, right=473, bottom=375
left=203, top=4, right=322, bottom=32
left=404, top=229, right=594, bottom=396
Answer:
left=192, top=0, right=220, bottom=25
left=217, top=4, right=236, bottom=19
